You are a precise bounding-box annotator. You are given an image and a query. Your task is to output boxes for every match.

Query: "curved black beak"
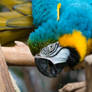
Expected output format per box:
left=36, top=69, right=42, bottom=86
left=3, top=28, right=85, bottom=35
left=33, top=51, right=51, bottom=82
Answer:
left=35, top=57, right=66, bottom=77
left=35, top=41, right=80, bottom=77
left=34, top=42, right=72, bottom=77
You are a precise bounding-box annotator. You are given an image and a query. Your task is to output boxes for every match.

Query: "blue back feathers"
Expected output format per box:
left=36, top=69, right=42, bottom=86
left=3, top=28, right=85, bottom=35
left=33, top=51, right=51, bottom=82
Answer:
left=28, top=0, right=92, bottom=54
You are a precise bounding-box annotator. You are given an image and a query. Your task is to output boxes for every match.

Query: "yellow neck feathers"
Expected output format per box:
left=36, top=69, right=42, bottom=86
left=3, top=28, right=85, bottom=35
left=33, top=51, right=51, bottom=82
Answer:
left=59, top=30, right=87, bottom=61
left=87, top=39, right=92, bottom=54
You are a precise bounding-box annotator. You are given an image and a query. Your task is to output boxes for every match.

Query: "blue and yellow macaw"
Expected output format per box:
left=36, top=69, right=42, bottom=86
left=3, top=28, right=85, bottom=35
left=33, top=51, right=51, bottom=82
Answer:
left=1, top=0, right=92, bottom=77
left=28, top=0, right=92, bottom=77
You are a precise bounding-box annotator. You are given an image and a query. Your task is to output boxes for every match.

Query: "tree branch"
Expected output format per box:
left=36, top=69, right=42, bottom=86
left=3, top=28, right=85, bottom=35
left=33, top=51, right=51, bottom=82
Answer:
left=59, top=55, right=92, bottom=92
left=0, top=47, right=15, bottom=91
left=59, top=81, right=86, bottom=92
left=1, top=41, right=35, bottom=66
left=85, top=55, right=92, bottom=92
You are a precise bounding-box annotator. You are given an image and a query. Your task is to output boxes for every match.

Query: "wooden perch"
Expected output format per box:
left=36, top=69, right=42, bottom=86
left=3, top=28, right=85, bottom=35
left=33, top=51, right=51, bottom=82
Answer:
left=1, top=41, right=35, bottom=66
left=85, top=55, right=92, bottom=92
left=0, top=47, right=15, bottom=92
left=1, top=41, right=92, bottom=92
left=59, top=55, right=92, bottom=92
left=59, top=82, right=86, bottom=92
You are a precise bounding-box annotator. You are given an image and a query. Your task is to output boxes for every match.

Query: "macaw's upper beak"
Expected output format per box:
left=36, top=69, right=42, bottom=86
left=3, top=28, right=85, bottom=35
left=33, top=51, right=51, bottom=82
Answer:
left=35, top=42, right=70, bottom=77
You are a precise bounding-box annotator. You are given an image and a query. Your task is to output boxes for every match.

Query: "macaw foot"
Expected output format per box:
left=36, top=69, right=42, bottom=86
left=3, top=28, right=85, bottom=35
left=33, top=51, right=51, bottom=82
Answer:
left=59, top=81, right=86, bottom=92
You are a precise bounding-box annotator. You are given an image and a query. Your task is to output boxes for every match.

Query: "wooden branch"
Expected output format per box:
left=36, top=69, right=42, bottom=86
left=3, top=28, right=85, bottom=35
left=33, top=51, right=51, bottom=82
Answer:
left=1, top=41, right=92, bottom=92
left=85, top=55, right=92, bottom=92
left=9, top=72, right=21, bottom=92
left=59, top=55, right=92, bottom=92
left=1, top=41, right=35, bottom=66
left=0, top=47, right=15, bottom=92
left=59, top=82, right=86, bottom=92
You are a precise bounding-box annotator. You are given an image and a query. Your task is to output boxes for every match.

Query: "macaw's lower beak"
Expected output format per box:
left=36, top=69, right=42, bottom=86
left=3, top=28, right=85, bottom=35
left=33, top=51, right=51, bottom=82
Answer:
left=35, top=57, right=66, bottom=77
left=35, top=42, right=70, bottom=77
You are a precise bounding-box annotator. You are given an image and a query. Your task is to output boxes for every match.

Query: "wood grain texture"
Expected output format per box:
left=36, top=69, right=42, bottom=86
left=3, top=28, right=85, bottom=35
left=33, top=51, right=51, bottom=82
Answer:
left=59, top=55, right=92, bottom=92
left=0, top=47, right=15, bottom=92
left=85, top=55, right=92, bottom=92
left=1, top=41, right=35, bottom=66
left=59, top=82, right=86, bottom=92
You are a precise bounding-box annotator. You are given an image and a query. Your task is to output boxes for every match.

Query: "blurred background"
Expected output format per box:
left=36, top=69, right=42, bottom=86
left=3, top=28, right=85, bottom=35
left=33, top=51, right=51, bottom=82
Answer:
left=0, top=0, right=86, bottom=92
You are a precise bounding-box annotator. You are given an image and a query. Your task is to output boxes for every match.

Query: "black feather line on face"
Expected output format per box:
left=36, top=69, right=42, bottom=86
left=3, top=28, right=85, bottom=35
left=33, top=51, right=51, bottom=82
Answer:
left=66, top=47, right=80, bottom=69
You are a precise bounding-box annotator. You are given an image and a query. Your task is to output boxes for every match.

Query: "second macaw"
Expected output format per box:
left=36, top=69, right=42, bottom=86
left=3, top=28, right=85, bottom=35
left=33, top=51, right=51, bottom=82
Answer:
left=28, top=0, right=92, bottom=77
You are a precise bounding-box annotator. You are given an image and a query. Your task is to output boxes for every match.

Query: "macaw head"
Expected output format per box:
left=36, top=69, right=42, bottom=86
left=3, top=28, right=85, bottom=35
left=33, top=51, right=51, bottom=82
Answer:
left=28, top=31, right=81, bottom=77
left=34, top=42, right=80, bottom=77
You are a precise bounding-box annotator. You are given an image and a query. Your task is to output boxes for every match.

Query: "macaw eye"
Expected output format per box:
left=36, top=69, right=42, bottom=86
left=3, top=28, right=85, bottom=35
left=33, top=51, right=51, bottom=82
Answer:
left=48, top=44, right=55, bottom=51
left=40, top=42, right=62, bottom=57
left=47, top=43, right=56, bottom=52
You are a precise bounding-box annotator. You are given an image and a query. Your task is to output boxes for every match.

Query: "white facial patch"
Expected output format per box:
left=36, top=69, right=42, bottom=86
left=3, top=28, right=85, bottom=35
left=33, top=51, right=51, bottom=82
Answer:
left=38, top=42, right=70, bottom=64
